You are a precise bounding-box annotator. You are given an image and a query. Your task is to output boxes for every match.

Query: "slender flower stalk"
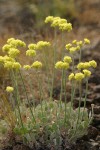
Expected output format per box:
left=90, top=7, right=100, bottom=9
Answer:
left=82, top=78, right=88, bottom=118
left=74, top=82, right=82, bottom=135
left=70, top=80, right=76, bottom=108
left=12, top=70, right=24, bottom=128
left=50, top=28, right=57, bottom=100
left=63, top=70, right=67, bottom=123
left=59, top=69, right=64, bottom=109
left=18, top=70, right=36, bottom=123
left=37, top=72, right=44, bottom=116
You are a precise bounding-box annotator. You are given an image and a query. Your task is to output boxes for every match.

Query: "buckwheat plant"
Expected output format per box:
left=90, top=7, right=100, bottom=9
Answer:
left=0, top=16, right=97, bottom=149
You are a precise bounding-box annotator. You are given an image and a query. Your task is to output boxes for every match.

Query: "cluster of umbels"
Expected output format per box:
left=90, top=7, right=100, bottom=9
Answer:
left=0, top=38, right=51, bottom=92
left=45, top=16, right=72, bottom=32
left=0, top=38, right=51, bottom=72
left=65, top=38, right=90, bottom=54
left=55, top=38, right=97, bottom=82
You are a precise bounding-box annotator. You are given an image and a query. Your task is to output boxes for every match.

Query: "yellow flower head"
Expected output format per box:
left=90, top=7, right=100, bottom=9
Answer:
left=84, top=38, right=90, bottom=44
left=51, top=17, right=61, bottom=27
left=7, top=38, right=15, bottom=44
left=3, top=55, right=15, bottom=62
left=69, top=47, right=76, bottom=53
left=68, top=73, right=75, bottom=81
left=2, top=44, right=12, bottom=52
left=28, top=44, right=37, bottom=50
left=12, top=62, right=21, bottom=70
left=63, top=56, right=72, bottom=63
left=26, top=50, right=36, bottom=57
left=31, top=61, right=42, bottom=69
left=77, top=62, right=91, bottom=70
left=72, top=40, right=77, bottom=44
left=55, top=61, right=63, bottom=69
left=36, top=41, right=50, bottom=50
left=84, top=62, right=91, bottom=69
left=4, top=61, right=13, bottom=70
left=83, top=69, right=91, bottom=77
left=75, top=73, right=84, bottom=81
left=77, top=62, right=85, bottom=70
left=65, top=43, right=72, bottom=50
left=10, top=39, right=26, bottom=47
left=0, top=56, right=4, bottom=63
left=45, top=16, right=54, bottom=23
left=77, top=41, right=83, bottom=47
left=59, top=19, right=67, bottom=24
left=76, top=46, right=80, bottom=51
left=23, top=65, right=31, bottom=70
left=8, top=48, right=20, bottom=58
left=89, top=60, right=97, bottom=68
left=59, top=23, right=72, bottom=32
left=6, top=86, right=14, bottom=93
left=62, top=62, right=69, bottom=69
left=55, top=61, right=69, bottom=69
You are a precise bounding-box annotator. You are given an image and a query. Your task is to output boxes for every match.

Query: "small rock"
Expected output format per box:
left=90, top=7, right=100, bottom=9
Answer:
left=96, top=135, right=100, bottom=144
left=93, top=85, right=100, bottom=93
left=92, top=114, right=100, bottom=127
left=93, top=105, right=100, bottom=114
left=88, top=126, right=98, bottom=139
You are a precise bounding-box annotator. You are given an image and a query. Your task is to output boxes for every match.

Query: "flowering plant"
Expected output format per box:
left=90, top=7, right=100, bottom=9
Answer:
left=0, top=16, right=97, bottom=149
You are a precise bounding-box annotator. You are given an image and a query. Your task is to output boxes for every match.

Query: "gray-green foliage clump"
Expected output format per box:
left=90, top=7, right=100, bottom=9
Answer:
left=14, top=101, right=93, bottom=146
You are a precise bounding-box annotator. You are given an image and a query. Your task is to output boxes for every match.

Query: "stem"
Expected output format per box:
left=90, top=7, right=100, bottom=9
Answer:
left=43, top=49, right=51, bottom=100
left=12, top=70, right=24, bottom=128
left=18, top=70, right=36, bottom=123
left=70, top=81, right=76, bottom=108
left=59, top=69, right=64, bottom=109
left=25, top=73, right=36, bottom=110
left=50, top=28, right=57, bottom=100
left=74, top=82, right=82, bottom=135
left=37, top=71, right=44, bottom=116
left=72, top=55, right=75, bottom=73
left=61, top=31, right=64, bottom=59
left=63, top=71, right=67, bottom=123
left=79, top=49, right=82, bottom=63
left=82, top=78, right=88, bottom=118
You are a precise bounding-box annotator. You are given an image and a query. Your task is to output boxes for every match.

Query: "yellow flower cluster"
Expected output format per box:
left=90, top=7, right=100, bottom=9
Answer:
left=6, top=86, right=14, bottom=93
left=2, top=44, right=12, bottom=52
left=26, top=50, right=36, bottom=57
left=55, top=61, right=69, bottom=69
left=68, top=73, right=75, bottom=80
left=27, top=41, right=51, bottom=54
left=59, top=23, right=72, bottom=32
left=65, top=38, right=90, bottom=54
left=63, top=56, right=72, bottom=63
left=45, top=16, right=72, bottom=31
left=45, top=16, right=54, bottom=23
left=8, top=48, right=20, bottom=58
left=28, top=44, right=37, bottom=50
left=36, top=41, right=51, bottom=50
left=2, top=38, right=26, bottom=59
left=84, top=38, right=90, bottom=44
left=77, top=60, right=97, bottom=70
left=4, top=61, right=21, bottom=70
left=7, top=38, right=26, bottom=47
left=83, top=69, right=91, bottom=77
left=0, top=56, right=5, bottom=63
left=75, top=73, right=84, bottom=81
left=65, top=42, right=81, bottom=54
left=23, top=65, right=31, bottom=70
left=68, top=72, right=85, bottom=82
left=89, top=60, right=97, bottom=68
left=31, top=61, right=42, bottom=69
